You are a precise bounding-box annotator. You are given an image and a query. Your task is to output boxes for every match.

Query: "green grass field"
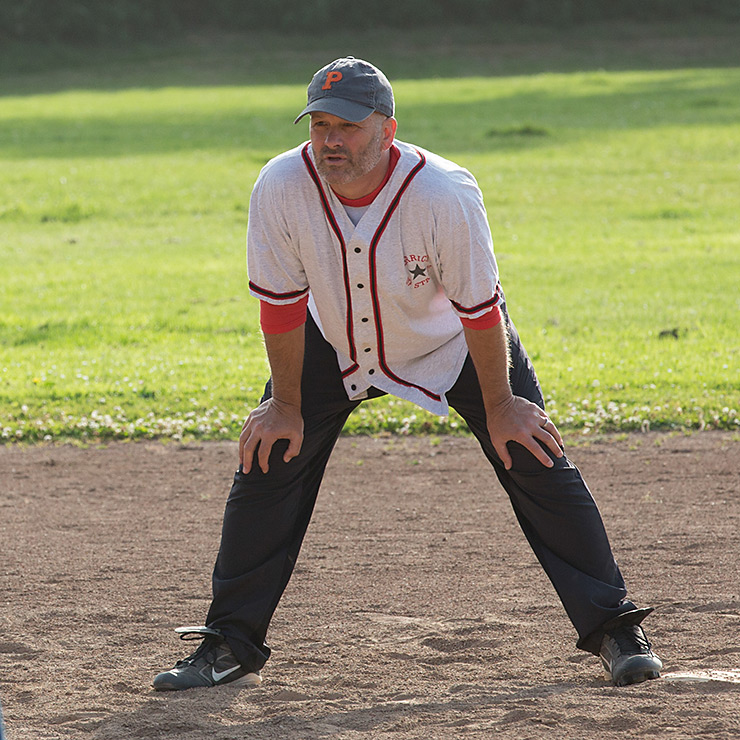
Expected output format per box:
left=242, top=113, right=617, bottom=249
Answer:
left=1, top=22, right=739, bottom=442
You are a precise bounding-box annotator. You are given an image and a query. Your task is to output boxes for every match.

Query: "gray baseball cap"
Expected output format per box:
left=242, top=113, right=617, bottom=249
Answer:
left=294, top=57, right=394, bottom=124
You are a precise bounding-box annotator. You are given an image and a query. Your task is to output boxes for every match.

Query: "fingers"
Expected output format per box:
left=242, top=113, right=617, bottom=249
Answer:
left=238, top=414, right=269, bottom=475
left=537, top=419, right=564, bottom=458
left=240, top=429, right=278, bottom=475
left=283, top=434, right=302, bottom=464
left=547, top=419, right=564, bottom=448
left=239, top=427, right=258, bottom=474
left=238, top=417, right=251, bottom=471
left=522, top=417, right=565, bottom=467
left=525, top=433, right=556, bottom=468
left=494, top=432, right=555, bottom=470
left=534, top=411, right=561, bottom=442
left=238, top=402, right=304, bottom=475
left=250, top=432, right=302, bottom=474
left=494, top=440, right=513, bottom=471
left=489, top=402, right=565, bottom=470
left=257, top=436, right=273, bottom=474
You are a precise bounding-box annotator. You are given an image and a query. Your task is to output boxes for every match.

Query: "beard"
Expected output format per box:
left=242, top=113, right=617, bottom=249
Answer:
left=314, top=127, right=385, bottom=186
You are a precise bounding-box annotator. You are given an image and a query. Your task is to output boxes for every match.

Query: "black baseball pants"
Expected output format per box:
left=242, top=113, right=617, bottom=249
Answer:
left=205, top=308, right=645, bottom=672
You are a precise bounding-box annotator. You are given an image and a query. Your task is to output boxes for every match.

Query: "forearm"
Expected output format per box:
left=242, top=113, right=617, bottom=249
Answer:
left=462, top=320, right=513, bottom=415
left=263, top=324, right=305, bottom=408
left=462, top=319, right=563, bottom=469
left=239, top=324, right=305, bottom=473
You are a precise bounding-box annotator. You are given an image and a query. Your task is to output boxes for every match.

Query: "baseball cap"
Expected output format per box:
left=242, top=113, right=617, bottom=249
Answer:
left=294, top=57, right=394, bottom=124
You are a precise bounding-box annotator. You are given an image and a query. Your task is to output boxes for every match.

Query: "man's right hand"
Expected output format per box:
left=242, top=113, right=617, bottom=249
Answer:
left=239, top=397, right=304, bottom=474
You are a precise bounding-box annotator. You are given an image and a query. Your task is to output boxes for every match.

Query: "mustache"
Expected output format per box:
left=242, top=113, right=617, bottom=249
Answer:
left=319, top=147, right=351, bottom=158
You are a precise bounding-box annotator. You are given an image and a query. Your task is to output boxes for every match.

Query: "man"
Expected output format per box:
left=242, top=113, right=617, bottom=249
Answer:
left=153, top=57, right=662, bottom=691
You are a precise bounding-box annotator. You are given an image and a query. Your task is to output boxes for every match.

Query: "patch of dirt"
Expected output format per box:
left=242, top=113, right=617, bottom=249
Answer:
left=1, top=432, right=739, bottom=739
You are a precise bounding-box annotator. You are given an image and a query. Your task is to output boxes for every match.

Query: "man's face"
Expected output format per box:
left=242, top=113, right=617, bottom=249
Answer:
left=310, top=111, right=391, bottom=187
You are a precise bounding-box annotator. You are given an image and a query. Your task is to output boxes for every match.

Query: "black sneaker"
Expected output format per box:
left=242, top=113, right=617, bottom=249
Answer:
left=599, top=623, right=662, bottom=686
left=153, top=626, right=262, bottom=691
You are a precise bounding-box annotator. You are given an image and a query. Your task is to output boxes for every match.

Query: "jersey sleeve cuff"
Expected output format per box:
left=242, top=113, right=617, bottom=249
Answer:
left=259, top=296, right=309, bottom=334
left=459, top=305, right=502, bottom=330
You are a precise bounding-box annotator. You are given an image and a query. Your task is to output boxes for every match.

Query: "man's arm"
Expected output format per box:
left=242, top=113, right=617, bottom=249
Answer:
left=462, top=320, right=563, bottom=470
left=239, top=324, right=305, bottom=474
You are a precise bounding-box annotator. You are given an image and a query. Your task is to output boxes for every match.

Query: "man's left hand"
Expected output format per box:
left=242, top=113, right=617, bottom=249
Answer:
left=485, top=395, right=564, bottom=470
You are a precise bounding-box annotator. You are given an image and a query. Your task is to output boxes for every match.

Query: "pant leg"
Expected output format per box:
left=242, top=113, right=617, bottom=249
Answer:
left=206, top=315, right=360, bottom=671
left=447, top=307, right=639, bottom=654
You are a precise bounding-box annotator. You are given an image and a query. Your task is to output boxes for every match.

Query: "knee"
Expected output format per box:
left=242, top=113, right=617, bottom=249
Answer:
left=506, top=441, right=572, bottom=476
left=230, top=442, right=301, bottom=497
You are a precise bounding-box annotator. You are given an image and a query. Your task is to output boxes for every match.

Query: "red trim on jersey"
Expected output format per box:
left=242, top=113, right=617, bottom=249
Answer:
left=302, top=143, right=358, bottom=365
left=367, top=149, right=441, bottom=402
left=460, top=305, right=502, bottom=330
left=450, top=283, right=504, bottom=315
left=304, top=145, right=441, bottom=402
left=259, top=296, right=308, bottom=334
left=333, top=146, right=401, bottom=207
left=249, top=280, right=309, bottom=302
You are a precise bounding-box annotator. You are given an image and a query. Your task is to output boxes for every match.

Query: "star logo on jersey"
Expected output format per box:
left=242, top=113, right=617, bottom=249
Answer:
left=404, top=254, right=431, bottom=289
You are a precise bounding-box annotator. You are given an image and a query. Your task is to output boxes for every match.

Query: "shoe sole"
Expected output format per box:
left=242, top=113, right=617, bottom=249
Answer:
left=228, top=672, right=263, bottom=688
left=607, top=669, right=661, bottom=687
left=153, top=671, right=262, bottom=691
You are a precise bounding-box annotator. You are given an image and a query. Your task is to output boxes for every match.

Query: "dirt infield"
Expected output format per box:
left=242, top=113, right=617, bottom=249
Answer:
left=1, top=432, right=739, bottom=739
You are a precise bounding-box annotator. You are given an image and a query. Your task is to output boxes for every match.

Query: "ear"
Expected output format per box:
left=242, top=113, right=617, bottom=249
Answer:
left=382, top=117, right=397, bottom=150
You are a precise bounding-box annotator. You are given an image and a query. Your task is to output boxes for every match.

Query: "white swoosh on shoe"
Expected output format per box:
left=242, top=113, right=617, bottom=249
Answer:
left=212, top=665, right=241, bottom=683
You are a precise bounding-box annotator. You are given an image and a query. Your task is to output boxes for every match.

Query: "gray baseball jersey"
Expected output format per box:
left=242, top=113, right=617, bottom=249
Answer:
left=247, top=140, right=503, bottom=416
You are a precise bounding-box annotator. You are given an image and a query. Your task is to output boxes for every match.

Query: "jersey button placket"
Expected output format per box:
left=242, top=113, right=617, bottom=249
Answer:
left=347, top=236, right=374, bottom=382
left=363, top=343, right=375, bottom=379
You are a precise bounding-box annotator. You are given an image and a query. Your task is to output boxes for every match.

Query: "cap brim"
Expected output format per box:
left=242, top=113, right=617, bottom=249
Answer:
left=294, top=97, right=375, bottom=124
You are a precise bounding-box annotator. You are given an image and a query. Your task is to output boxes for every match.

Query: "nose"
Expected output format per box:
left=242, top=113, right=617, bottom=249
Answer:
left=325, top=126, right=343, bottom=148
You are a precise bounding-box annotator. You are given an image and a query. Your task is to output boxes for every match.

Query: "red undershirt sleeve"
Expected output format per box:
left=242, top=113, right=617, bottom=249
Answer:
left=459, top=305, right=502, bottom=330
left=259, top=296, right=309, bottom=334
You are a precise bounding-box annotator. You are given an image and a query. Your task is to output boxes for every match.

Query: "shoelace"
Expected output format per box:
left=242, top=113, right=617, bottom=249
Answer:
left=609, top=625, right=652, bottom=655
left=175, top=636, right=219, bottom=667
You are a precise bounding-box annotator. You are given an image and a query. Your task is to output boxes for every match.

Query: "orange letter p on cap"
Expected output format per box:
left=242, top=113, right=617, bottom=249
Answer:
left=322, top=71, right=343, bottom=89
